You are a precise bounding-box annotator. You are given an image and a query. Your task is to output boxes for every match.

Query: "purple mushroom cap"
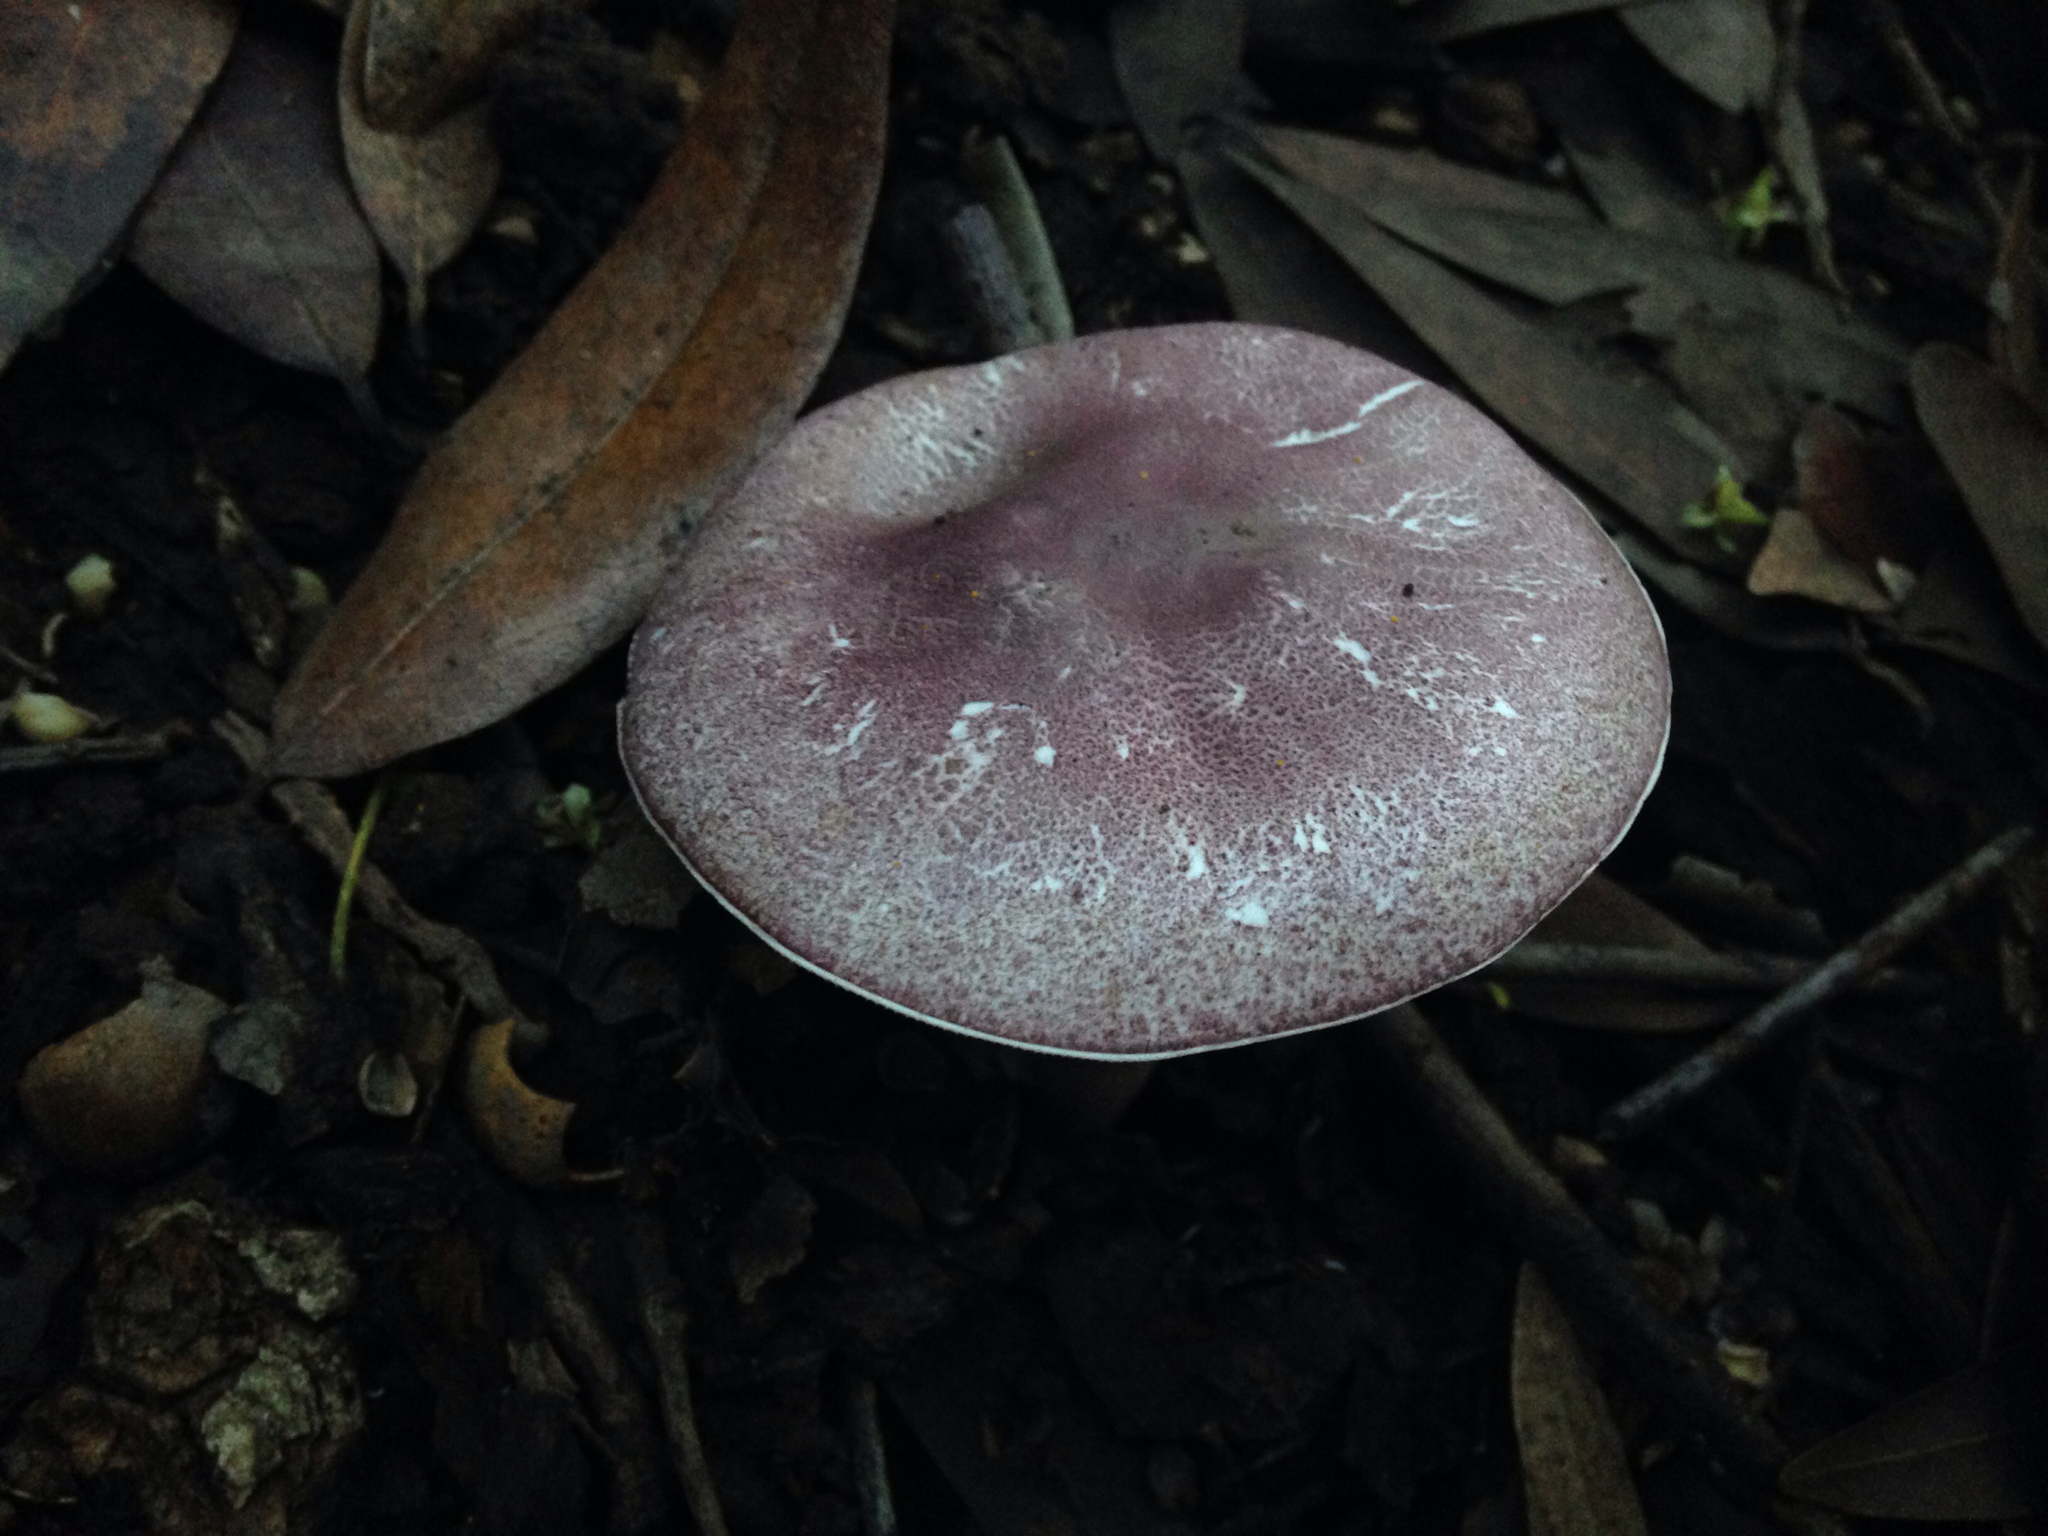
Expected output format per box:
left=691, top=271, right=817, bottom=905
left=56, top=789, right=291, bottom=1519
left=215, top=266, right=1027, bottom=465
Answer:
left=621, top=324, right=1670, bottom=1058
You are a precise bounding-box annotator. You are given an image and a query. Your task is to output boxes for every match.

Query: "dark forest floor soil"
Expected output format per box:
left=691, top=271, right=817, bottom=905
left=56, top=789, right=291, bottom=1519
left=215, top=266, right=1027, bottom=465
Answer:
left=2, top=1, right=2046, bottom=1534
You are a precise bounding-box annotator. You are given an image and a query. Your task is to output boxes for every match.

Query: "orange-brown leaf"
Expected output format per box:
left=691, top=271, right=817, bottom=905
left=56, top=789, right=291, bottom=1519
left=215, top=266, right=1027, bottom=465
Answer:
left=0, top=0, right=238, bottom=369
left=272, top=0, right=894, bottom=778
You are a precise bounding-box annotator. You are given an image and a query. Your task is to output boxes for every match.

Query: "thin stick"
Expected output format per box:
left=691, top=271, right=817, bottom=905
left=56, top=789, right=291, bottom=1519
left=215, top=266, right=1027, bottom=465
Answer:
left=1600, top=826, right=2038, bottom=1142
left=510, top=1210, right=672, bottom=1534
left=845, top=1371, right=899, bottom=1536
left=329, top=771, right=389, bottom=980
left=1481, top=943, right=1937, bottom=998
left=1358, top=1003, right=1788, bottom=1481
left=0, top=721, right=187, bottom=774
left=963, top=134, right=1075, bottom=342
left=623, top=1211, right=732, bottom=1536
left=946, top=203, right=1045, bottom=355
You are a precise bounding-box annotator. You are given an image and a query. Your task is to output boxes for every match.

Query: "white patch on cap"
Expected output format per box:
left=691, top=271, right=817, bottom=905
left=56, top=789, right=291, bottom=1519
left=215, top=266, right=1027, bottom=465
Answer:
left=1035, top=744, right=1056, bottom=766
left=1225, top=900, right=1270, bottom=927
left=823, top=699, right=878, bottom=756
left=1330, top=635, right=1383, bottom=687
left=1271, top=380, right=1422, bottom=447
left=1491, top=697, right=1519, bottom=717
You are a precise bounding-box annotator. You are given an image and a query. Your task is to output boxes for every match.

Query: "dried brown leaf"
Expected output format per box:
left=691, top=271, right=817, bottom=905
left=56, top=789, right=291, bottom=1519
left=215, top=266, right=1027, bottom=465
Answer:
left=362, top=0, right=586, bottom=133
left=0, top=0, right=239, bottom=368
left=127, top=31, right=383, bottom=389
left=1910, top=342, right=2048, bottom=652
left=1780, top=1362, right=2037, bottom=1520
left=1746, top=508, right=1893, bottom=613
left=271, top=0, right=893, bottom=778
left=1232, top=151, right=1736, bottom=566
left=340, top=0, right=502, bottom=328
left=1512, top=1265, right=1650, bottom=1536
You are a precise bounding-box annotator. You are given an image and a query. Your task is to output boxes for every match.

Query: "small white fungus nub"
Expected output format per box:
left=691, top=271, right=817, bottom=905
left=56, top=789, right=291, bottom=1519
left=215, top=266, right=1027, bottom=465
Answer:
left=622, top=324, right=1670, bottom=1058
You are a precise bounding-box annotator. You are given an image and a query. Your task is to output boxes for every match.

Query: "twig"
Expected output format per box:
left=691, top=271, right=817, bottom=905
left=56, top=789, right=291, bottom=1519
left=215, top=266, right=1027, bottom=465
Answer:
left=0, top=643, right=60, bottom=686
left=1357, top=1003, right=1789, bottom=1481
left=946, top=203, right=1045, bottom=355
left=211, top=713, right=522, bottom=1027
left=1600, top=826, right=2039, bottom=1142
left=844, top=1371, right=899, bottom=1536
left=0, top=721, right=188, bottom=775
left=1864, top=0, right=1972, bottom=152
left=1767, top=0, right=1847, bottom=294
left=622, top=1210, right=732, bottom=1536
left=510, top=1209, right=672, bottom=1535
left=963, top=134, right=1075, bottom=343
left=1481, top=943, right=1937, bottom=998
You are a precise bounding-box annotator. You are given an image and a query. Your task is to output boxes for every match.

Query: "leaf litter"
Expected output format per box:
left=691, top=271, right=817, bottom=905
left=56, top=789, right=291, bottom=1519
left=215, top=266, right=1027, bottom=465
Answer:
left=339, top=0, right=503, bottom=333
left=0, top=0, right=239, bottom=369
left=126, top=28, right=383, bottom=401
left=271, top=0, right=894, bottom=778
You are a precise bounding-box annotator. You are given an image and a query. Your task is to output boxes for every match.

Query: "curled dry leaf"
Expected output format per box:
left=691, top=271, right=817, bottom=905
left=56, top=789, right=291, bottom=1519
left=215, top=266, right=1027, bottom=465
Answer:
left=17, top=957, right=228, bottom=1172
left=127, top=30, right=382, bottom=391
left=361, top=0, right=586, bottom=134
left=271, top=0, right=895, bottom=778
left=340, top=0, right=502, bottom=328
left=1512, top=1265, right=1650, bottom=1536
left=462, top=1017, right=615, bottom=1189
left=0, top=0, right=238, bottom=369
left=1909, top=342, right=2048, bottom=652
left=1747, top=509, right=1894, bottom=614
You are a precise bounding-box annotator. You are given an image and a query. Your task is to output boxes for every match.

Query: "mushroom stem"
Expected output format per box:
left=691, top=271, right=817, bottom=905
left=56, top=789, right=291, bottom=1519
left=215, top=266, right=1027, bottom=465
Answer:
left=1359, top=1002, right=1788, bottom=1483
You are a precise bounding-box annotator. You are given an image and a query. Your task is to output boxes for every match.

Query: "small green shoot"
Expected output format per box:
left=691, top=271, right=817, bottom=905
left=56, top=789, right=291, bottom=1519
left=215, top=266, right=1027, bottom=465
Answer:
left=330, top=772, right=390, bottom=981
left=1717, top=165, right=1793, bottom=250
left=534, top=783, right=605, bottom=853
left=1681, top=466, right=1771, bottom=552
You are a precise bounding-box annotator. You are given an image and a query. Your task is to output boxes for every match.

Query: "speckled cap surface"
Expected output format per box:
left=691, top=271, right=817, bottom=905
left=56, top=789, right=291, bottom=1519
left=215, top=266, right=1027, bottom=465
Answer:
left=622, top=324, right=1670, bottom=1057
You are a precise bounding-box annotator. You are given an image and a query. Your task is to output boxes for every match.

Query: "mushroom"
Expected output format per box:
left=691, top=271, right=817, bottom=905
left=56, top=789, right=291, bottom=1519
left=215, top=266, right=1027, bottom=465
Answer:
left=621, top=323, right=1669, bottom=1060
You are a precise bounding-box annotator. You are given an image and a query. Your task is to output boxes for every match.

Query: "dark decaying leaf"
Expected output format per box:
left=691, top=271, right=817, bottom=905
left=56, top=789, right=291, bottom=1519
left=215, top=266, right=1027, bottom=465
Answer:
left=340, top=0, right=502, bottom=328
left=1231, top=152, right=1737, bottom=567
left=1108, top=0, right=1255, bottom=163
left=1109, top=0, right=1440, bottom=373
left=1875, top=537, right=2048, bottom=693
left=1909, top=342, right=2048, bottom=652
left=1779, top=1362, right=2038, bottom=1520
left=127, top=30, right=382, bottom=390
left=1256, top=124, right=1907, bottom=424
left=361, top=0, right=586, bottom=134
left=0, top=0, right=239, bottom=368
left=1618, top=0, right=1774, bottom=115
left=1523, top=60, right=1723, bottom=249
left=1512, top=1265, right=1650, bottom=1536
left=270, top=0, right=894, bottom=778
left=1418, top=0, right=1625, bottom=43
